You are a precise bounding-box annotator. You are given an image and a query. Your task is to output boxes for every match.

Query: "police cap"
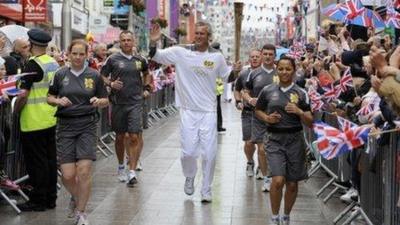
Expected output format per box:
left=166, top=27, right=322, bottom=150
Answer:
left=28, top=28, right=52, bottom=47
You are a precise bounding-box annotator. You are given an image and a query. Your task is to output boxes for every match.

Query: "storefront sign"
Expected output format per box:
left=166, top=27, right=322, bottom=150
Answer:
left=24, top=0, right=47, bottom=22
left=71, top=7, right=88, bottom=34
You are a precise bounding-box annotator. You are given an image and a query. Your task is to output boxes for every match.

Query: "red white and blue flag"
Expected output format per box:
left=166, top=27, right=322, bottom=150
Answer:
left=339, top=68, right=354, bottom=92
left=313, top=119, right=371, bottom=160
left=340, top=0, right=365, bottom=20
left=323, top=84, right=341, bottom=102
left=308, top=88, right=324, bottom=112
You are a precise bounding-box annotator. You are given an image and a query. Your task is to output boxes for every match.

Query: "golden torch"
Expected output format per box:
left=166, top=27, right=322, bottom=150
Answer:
left=234, top=1, right=244, bottom=62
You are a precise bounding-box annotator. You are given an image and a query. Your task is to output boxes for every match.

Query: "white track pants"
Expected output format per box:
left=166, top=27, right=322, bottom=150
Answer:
left=180, top=109, right=217, bottom=195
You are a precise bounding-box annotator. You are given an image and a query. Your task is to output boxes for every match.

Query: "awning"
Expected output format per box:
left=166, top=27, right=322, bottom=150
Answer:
left=0, top=3, right=22, bottom=22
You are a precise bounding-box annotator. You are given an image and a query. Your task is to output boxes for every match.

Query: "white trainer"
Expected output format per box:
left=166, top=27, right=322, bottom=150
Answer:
left=340, top=187, right=358, bottom=203
left=135, top=160, right=143, bottom=171
left=262, top=177, right=271, bottom=192
left=184, top=177, right=195, bottom=195
left=75, top=212, right=89, bottom=225
left=246, top=162, right=255, bottom=177
left=117, top=167, right=127, bottom=182
left=255, top=167, right=263, bottom=180
left=201, top=193, right=212, bottom=203
left=281, top=215, right=290, bottom=225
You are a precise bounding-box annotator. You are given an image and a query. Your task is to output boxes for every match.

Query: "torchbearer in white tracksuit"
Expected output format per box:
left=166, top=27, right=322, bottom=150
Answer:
left=149, top=21, right=240, bottom=202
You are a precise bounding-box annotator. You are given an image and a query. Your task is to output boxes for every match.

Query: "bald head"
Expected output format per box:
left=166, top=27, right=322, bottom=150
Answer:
left=13, top=38, right=30, bottom=59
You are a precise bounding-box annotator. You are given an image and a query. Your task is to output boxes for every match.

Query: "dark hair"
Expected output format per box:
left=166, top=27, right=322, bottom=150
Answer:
left=261, top=44, right=276, bottom=55
left=68, top=39, right=89, bottom=53
left=119, top=30, right=135, bottom=40
left=277, top=56, right=296, bottom=70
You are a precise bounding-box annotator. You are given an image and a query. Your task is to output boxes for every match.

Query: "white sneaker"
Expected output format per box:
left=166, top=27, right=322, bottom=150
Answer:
left=126, top=170, right=138, bottom=188
left=340, top=187, right=358, bottom=203
left=75, top=212, right=89, bottom=225
left=270, top=217, right=280, bottom=225
left=281, top=215, right=290, bottom=225
left=255, top=167, right=263, bottom=180
left=67, top=196, right=76, bottom=218
left=262, top=177, right=271, bottom=192
left=184, top=177, right=195, bottom=195
left=246, top=162, right=255, bottom=177
left=135, top=160, right=143, bottom=171
left=117, top=167, right=127, bottom=182
left=201, top=193, right=212, bottom=203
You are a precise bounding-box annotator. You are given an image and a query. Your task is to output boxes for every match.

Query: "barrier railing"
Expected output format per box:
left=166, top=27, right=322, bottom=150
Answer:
left=307, top=112, right=400, bottom=224
left=0, top=85, right=177, bottom=214
left=0, top=99, right=29, bottom=214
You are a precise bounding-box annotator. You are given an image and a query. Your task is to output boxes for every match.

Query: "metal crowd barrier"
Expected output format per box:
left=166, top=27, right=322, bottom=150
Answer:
left=0, top=99, right=29, bottom=214
left=307, top=113, right=352, bottom=205
left=307, top=112, right=400, bottom=224
left=147, top=84, right=178, bottom=126
left=344, top=131, right=400, bottom=225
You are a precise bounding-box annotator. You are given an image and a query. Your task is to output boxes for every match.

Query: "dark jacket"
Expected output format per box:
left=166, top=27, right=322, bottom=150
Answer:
left=4, top=52, right=26, bottom=76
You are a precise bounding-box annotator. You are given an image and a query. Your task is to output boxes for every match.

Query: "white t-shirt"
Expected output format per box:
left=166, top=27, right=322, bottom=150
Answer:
left=152, top=45, right=231, bottom=112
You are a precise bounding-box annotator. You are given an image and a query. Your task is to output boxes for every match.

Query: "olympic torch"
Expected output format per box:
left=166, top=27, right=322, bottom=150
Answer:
left=234, top=1, right=244, bottom=62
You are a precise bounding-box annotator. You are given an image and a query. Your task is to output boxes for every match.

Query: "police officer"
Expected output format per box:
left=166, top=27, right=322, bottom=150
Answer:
left=47, top=39, right=108, bottom=225
left=15, top=28, right=59, bottom=211
left=234, top=49, right=262, bottom=177
left=242, top=44, right=279, bottom=192
left=255, top=56, right=313, bottom=225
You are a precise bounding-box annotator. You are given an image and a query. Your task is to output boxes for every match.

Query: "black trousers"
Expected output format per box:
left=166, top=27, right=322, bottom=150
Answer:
left=217, top=95, right=223, bottom=129
left=20, top=126, right=57, bottom=206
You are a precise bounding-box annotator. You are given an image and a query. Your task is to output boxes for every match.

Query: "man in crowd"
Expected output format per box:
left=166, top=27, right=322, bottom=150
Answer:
left=242, top=44, right=278, bottom=192
left=15, top=28, right=59, bottom=211
left=101, top=31, right=151, bottom=187
left=4, top=38, right=30, bottom=75
left=149, top=21, right=239, bottom=202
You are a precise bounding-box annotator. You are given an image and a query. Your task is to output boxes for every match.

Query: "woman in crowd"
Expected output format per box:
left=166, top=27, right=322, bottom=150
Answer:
left=47, top=39, right=108, bottom=225
left=255, top=56, right=313, bottom=225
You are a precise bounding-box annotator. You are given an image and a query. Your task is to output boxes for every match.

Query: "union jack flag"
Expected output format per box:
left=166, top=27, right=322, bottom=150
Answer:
left=0, top=75, right=22, bottom=97
left=308, top=88, right=324, bottom=112
left=356, top=103, right=374, bottom=117
left=386, top=5, right=400, bottom=28
left=323, top=85, right=341, bottom=102
left=339, top=68, right=353, bottom=92
left=337, top=116, right=357, bottom=131
left=339, top=0, right=365, bottom=20
left=313, top=121, right=371, bottom=160
left=286, top=50, right=303, bottom=59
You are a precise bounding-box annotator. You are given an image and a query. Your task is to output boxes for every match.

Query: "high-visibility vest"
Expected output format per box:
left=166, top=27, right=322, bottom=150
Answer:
left=20, top=54, right=59, bottom=132
left=216, top=78, right=224, bottom=95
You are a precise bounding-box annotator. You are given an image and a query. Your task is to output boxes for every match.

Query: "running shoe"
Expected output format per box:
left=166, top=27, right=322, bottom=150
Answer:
left=135, top=160, right=143, bottom=171
left=75, top=212, right=90, bottom=225
left=184, top=177, right=195, bottom=195
left=270, top=216, right=280, bottom=225
left=126, top=171, right=138, bottom=188
left=340, top=187, right=358, bottom=203
left=255, top=167, right=263, bottom=180
left=281, top=215, right=290, bottom=225
left=117, top=166, right=127, bottom=182
left=246, top=162, right=255, bottom=177
left=201, top=193, right=212, bottom=203
left=262, top=177, right=271, bottom=192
